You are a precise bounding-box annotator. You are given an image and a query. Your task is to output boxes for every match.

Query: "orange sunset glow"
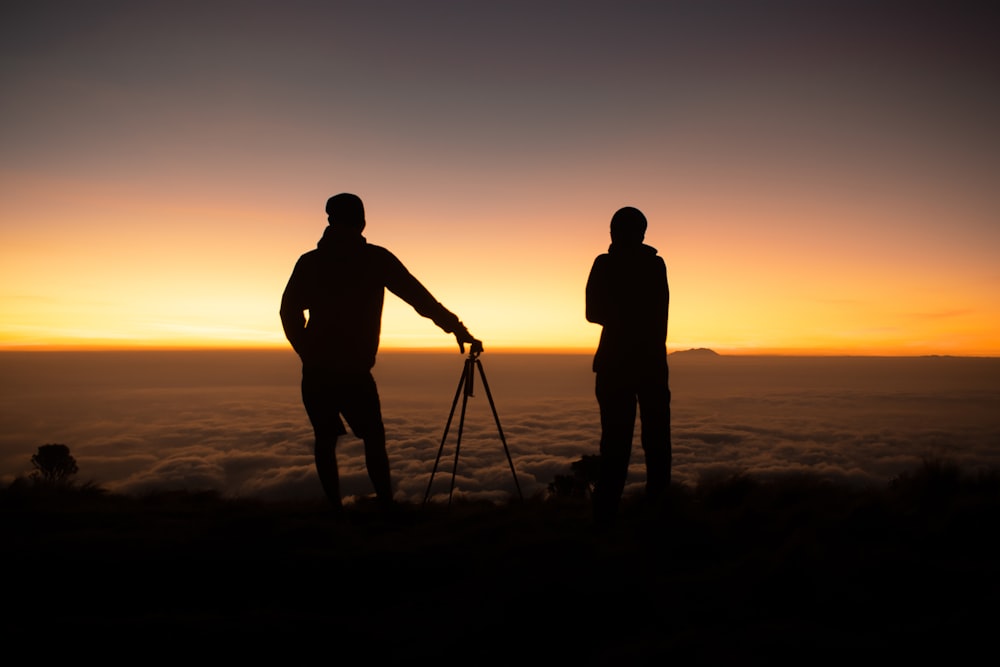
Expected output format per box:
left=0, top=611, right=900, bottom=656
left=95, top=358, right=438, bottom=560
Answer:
left=2, top=2, right=998, bottom=357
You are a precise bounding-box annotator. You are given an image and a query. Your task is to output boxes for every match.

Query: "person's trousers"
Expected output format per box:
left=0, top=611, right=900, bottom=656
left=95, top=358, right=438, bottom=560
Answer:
left=594, top=368, right=671, bottom=520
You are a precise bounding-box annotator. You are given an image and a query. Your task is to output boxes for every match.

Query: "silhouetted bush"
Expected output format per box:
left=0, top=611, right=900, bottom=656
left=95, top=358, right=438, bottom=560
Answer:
left=30, top=444, right=78, bottom=485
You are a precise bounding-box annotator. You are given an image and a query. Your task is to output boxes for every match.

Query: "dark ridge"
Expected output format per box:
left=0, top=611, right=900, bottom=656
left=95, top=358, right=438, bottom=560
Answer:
left=3, top=461, right=998, bottom=662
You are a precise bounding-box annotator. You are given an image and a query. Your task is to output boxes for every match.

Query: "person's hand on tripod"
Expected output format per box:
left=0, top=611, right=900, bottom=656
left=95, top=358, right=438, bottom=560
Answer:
left=454, top=324, right=483, bottom=356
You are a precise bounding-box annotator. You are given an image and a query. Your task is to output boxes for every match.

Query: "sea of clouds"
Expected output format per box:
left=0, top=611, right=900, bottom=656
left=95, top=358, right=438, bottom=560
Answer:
left=2, top=350, right=998, bottom=504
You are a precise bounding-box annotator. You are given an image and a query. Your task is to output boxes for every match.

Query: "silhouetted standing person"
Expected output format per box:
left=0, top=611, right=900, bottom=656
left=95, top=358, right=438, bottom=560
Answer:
left=586, top=206, right=670, bottom=527
left=281, top=193, right=482, bottom=514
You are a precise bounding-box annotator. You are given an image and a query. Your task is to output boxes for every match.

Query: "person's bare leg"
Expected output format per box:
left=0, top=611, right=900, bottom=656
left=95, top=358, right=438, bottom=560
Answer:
left=314, top=435, right=344, bottom=514
left=363, top=422, right=394, bottom=509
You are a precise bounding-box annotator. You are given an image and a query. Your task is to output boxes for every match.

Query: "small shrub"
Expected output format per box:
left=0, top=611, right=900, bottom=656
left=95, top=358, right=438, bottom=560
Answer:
left=30, top=444, right=79, bottom=486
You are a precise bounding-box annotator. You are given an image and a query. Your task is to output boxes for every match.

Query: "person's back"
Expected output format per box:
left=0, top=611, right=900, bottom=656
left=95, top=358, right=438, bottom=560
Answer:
left=283, top=226, right=386, bottom=371
left=586, top=206, right=671, bottom=527
left=587, top=239, right=668, bottom=375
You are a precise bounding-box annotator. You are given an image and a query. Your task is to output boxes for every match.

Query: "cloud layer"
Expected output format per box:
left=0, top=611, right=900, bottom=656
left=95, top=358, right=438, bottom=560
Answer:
left=2, top=351, right=998, bottom=504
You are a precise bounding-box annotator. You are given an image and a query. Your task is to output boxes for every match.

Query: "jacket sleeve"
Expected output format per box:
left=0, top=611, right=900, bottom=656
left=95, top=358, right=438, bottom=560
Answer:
left=656, top=256, right=669, bottom=341
left=585, top=255, right=609, bottom=325
left=279, top=257, right=309, bottom=355
left=381, top=250, right=464, bottom=333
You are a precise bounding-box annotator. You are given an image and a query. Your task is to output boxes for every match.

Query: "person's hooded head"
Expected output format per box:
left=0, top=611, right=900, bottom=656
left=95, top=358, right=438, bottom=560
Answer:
left=609, top=206, right=647, bottom=245
left=326, top=193, right=366, bottom=232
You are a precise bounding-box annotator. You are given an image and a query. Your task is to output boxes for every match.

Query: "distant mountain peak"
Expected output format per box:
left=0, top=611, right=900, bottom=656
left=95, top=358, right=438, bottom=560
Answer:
left=670, top=347, right=719, bottom=357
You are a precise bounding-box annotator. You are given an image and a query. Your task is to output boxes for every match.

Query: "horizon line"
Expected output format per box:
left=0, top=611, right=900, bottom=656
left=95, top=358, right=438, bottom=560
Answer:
left=0, top=344, right=997, bottom=359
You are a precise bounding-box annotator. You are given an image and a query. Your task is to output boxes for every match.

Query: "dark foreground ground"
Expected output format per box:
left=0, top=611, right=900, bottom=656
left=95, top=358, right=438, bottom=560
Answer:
left=4, top=462, right=999, bottom=665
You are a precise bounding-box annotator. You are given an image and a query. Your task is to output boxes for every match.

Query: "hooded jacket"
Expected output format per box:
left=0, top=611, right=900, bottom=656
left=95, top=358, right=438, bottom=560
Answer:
left=280, top=225, right=463, bottom=371
left=585, top=241, right=669, bottom=375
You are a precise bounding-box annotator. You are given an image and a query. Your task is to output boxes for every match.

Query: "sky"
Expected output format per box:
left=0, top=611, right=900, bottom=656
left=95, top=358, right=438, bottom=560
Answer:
left=3, top=351, right=998, bottom=501
left=2, top=1, right=998, bottom=355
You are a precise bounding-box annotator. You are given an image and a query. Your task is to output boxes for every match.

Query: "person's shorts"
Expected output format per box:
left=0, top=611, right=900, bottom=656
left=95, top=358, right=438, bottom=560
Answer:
left=300, top=366, right=383, bottom=440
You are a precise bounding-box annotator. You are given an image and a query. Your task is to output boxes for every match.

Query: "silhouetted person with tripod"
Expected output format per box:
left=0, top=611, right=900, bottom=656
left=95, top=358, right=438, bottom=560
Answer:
left=586, top=206, right=671, bottom=527
left=281, top=193, right=482, bottom=515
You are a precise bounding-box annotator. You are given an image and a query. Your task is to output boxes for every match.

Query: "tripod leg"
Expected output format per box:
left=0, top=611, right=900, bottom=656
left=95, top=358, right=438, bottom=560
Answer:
left=423, top=359, right=467, bottom=506
left=475, top=359, right=524, bottom=502
left=448, top=376, right=473, bottom=505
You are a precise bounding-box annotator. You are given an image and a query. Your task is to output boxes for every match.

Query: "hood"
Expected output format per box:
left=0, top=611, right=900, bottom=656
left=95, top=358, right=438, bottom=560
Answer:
left=608, top=241, right=658, bottom=257
left=317, top=224, right=367, bottom=255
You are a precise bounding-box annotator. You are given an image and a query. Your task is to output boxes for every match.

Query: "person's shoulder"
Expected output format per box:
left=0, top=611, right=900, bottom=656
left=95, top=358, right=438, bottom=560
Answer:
left=364, top=241, right=392, bottom=254
left=589, top=253, right=611, bottom=272
left=296, top=248, right=322, bottom=263
left=364, top=243, right=402, bottom=263
left=641, top=245, right=666, bottom=265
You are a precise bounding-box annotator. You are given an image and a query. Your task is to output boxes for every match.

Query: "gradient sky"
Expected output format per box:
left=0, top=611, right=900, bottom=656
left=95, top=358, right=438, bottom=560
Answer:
left=2, top=1, right=998, bottom=355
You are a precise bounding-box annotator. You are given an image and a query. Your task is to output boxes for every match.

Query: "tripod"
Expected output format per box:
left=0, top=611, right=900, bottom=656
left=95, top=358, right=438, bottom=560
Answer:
left=422, top=349, right=523, bottom=506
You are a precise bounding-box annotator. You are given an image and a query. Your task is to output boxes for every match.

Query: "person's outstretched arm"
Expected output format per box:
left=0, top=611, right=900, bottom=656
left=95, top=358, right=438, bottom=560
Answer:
left=381, top=248, right=483, bottom=354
